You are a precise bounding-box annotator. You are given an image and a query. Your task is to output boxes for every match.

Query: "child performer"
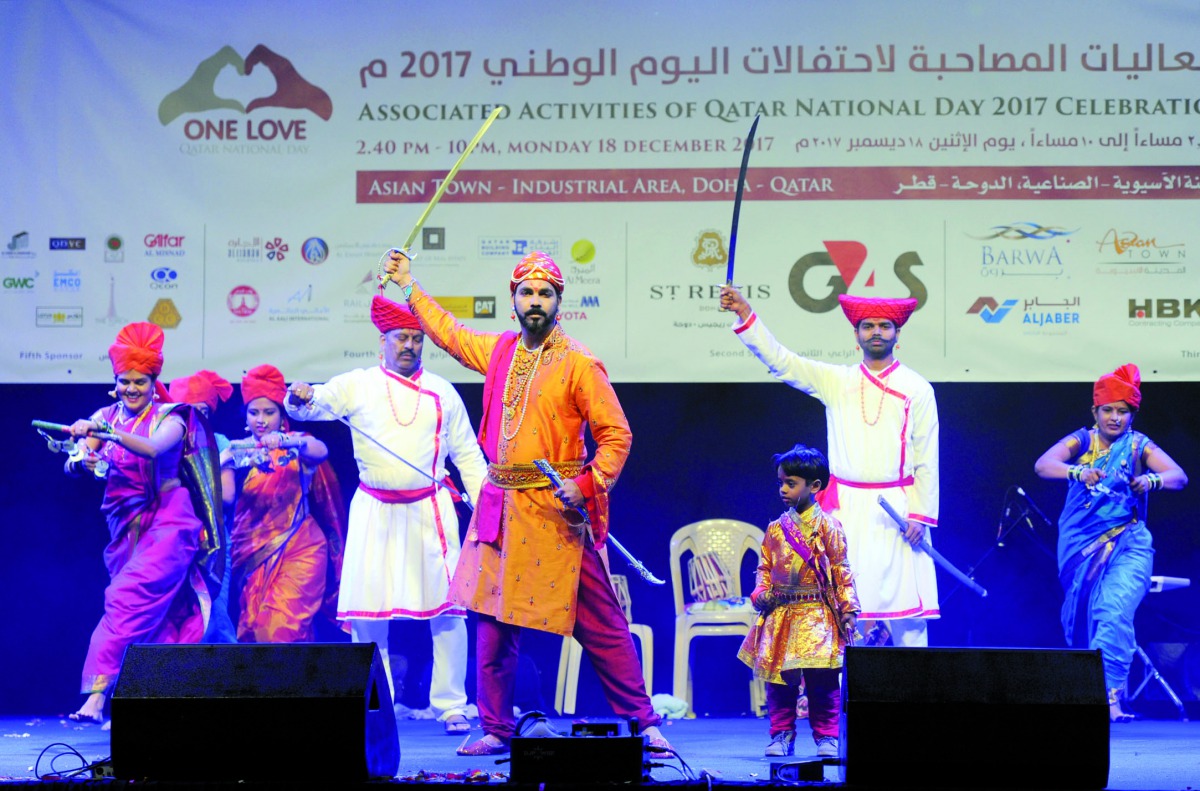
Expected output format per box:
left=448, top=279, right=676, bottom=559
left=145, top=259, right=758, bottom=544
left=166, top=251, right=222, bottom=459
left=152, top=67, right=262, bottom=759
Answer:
left=738, top=444, right=860, bottom=758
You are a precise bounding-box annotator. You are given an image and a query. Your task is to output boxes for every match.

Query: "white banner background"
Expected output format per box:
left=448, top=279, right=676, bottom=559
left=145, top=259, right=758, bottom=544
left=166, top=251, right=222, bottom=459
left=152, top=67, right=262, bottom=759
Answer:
left=4, top=0, right=1198, bottom=384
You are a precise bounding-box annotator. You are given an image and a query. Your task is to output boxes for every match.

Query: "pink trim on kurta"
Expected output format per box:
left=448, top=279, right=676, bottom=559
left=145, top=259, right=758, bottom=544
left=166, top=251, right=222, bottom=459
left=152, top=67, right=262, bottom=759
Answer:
left=339, top=602, right=467, bottom=619
left=909, top=513, right=938, bottom=526
left=358, top=482, right=439, bottom=503
left=733, top=313, right=758, bottom=334
left=818, top=474, right=914, bottom=512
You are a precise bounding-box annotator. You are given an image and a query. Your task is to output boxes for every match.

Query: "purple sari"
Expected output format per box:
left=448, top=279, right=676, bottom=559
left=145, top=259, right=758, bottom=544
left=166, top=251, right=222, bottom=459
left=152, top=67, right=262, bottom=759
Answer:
left=80, top=402, right=220, bottom=694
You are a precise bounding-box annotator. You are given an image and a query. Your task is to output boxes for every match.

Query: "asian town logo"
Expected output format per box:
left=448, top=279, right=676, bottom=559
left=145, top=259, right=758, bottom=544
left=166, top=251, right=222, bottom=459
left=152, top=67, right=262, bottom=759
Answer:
left=1096, top=229, right=1185, bottom=262
left=160, top=45, right=331, bottom=152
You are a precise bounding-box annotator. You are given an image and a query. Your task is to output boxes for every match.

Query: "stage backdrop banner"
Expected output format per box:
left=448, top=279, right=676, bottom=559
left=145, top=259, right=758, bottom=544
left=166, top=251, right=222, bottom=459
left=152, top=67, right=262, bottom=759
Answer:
left=3, top=0, right=1198, bottom=384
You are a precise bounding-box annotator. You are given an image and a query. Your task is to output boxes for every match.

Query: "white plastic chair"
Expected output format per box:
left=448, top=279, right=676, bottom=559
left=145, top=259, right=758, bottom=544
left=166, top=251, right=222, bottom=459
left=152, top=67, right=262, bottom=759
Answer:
left=554, top=574, right=653, bottom=715
left=669, top=519, right=766, bottom=716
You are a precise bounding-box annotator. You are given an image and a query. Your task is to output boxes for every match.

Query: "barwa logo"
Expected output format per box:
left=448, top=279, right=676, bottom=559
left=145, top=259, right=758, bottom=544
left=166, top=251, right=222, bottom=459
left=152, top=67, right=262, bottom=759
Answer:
left=160, top=45, right=331, bottom=154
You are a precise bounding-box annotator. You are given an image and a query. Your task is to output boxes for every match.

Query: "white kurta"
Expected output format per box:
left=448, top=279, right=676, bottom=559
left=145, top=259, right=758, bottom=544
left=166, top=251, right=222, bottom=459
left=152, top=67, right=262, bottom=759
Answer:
left=735, top=313, right=940, bottom=620
left=287, top=365, right=486, bottom=620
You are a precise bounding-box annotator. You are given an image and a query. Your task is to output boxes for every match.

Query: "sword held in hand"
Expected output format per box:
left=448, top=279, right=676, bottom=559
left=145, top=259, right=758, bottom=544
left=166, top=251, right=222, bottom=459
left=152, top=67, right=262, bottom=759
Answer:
left=379, top=106, right=504, bottom=290
left=877, top=495, right=987, bottom=598
left=531, top=458, right=665, bottom=585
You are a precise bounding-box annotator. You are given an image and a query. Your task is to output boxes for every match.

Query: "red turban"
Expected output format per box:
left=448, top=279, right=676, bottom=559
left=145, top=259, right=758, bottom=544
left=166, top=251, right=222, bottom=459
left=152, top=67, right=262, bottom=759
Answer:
left=838, top=295, right=918, bottom=328
left=169, top=370, right=233, bottom=412
left=1093, top=363, right=1142, bottom=410
left=242, top=364, right=287, bottom=406
left=371, top=295, right=421, bottom=333
left=108, top=322, right=164, bottom=376
left=510, top=251, right=564, bottom=294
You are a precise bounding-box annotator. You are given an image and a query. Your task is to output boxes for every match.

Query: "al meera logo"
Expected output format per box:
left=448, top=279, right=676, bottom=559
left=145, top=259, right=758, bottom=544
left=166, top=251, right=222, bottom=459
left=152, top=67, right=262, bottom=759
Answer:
left=158, top=44, right=332, bottom=131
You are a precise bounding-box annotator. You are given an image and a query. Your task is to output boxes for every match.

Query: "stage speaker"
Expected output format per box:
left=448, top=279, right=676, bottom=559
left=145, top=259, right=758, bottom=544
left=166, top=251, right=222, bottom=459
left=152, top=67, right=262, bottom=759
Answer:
left=842, top=647, right=1108, bottom=789
left=110, top=643, right=399, bottom=781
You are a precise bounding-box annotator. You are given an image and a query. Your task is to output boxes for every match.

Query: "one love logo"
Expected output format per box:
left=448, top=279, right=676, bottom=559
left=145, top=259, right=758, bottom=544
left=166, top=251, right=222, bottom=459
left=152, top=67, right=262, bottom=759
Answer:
left=159, top=45, right=332, bottom=142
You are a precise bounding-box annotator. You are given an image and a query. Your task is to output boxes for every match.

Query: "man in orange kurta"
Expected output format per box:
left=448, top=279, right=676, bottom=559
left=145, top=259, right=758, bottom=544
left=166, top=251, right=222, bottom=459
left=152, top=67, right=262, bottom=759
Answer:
left=385, top=248, right=669, bottom=757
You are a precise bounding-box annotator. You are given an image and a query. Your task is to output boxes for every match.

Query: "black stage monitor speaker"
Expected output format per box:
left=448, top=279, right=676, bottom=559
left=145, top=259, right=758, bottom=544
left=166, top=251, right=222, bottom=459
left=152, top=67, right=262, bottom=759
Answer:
left=111, top=643, right=399, bottom=781
left=842, top=647, right=1108, bottom=789
left=510, top=736, right=646, bottom=784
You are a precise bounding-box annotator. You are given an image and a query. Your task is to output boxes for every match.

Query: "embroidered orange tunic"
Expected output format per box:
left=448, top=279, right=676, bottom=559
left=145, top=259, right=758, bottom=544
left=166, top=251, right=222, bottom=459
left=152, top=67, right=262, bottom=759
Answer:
left=738, top=502, right=861, bottom=680
left=408, top=283, right=631, bottom=636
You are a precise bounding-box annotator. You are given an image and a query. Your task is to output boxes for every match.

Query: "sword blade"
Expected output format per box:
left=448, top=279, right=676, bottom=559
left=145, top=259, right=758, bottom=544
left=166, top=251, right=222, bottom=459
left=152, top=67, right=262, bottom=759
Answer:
left=726, top=114, right=761, bottom=286
left=877, top=495, right=988, bottom=598
left=401, top=106, right=504, bottom=252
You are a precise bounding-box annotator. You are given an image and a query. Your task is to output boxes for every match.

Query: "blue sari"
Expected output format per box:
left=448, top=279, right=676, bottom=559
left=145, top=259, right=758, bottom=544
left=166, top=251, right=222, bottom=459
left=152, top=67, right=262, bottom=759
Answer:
left=1056, top=428, right=1154, bottom=691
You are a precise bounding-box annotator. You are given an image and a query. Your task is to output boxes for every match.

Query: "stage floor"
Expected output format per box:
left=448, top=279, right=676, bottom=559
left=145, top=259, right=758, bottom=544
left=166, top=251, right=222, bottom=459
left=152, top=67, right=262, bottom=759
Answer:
left=0, top=713, right=1196, bottom=789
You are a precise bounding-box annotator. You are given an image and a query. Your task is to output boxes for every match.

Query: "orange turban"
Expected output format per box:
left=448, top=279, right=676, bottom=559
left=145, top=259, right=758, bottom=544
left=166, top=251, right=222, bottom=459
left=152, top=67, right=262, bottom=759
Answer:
left=169, top=370, right=233, bottom=413
left=1093, top=363, right=1142, bottom=410
left=510, top=251, right=564, bottom=294
left=108, top=322, right=164, bottom=376
left=371, top=295, right=421, bottom=333
left=242, top=364, right=287, bottom=406
left=838, top=295, right=918, bottom=328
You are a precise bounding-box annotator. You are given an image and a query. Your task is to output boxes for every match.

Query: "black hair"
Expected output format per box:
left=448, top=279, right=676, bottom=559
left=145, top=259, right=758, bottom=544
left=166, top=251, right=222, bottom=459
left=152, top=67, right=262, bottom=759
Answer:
left=772, top=443, right=829, bottom=486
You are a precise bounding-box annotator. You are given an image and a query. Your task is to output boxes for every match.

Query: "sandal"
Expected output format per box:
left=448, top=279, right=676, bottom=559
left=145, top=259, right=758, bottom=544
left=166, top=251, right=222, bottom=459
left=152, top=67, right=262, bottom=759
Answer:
left=444, top=714, right=471, bottom=735
left=456, top=735, right=509, bottom=756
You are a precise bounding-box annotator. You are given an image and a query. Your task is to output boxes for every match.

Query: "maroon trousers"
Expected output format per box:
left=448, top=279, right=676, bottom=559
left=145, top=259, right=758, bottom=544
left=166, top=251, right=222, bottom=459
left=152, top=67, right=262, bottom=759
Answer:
left=767, top=667, right=841, bottom=741
left=475, top=544, right=660, bottom=740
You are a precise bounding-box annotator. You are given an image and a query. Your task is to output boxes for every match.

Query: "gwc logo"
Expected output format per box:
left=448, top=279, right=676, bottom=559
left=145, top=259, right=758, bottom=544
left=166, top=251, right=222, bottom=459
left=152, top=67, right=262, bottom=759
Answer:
left=4, top=274, right=38, bottom=291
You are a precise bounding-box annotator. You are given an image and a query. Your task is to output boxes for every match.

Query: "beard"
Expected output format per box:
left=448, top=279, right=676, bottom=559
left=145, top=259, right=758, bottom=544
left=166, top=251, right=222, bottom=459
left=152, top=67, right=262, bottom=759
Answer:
left=518, top=305, right=557, bottom=334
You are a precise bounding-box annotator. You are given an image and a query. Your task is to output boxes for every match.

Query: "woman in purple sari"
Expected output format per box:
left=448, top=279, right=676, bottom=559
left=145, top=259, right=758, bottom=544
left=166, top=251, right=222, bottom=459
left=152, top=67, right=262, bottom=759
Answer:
left=65, top=322, right=223, bottom=726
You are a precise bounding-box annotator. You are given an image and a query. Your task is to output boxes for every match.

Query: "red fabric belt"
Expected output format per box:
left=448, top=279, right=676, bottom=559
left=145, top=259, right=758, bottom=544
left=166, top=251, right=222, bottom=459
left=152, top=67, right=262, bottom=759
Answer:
left=817, top=474, right=914, bottom=512
left=358, top=482, right=437, bottom=504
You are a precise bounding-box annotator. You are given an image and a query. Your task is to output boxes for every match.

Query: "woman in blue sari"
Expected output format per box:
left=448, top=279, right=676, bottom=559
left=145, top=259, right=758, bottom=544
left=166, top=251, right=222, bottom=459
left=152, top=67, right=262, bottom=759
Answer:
left=1035, top=363, right=1187, bottom=722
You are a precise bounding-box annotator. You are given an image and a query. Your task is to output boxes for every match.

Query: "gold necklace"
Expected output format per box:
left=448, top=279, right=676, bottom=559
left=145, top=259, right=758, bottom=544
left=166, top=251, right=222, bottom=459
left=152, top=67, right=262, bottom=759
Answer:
left=502, top=336, right=548, bottom=441
left=859, top=364, right=892, bottom=426
left=383, top=367, right=421, bottom=426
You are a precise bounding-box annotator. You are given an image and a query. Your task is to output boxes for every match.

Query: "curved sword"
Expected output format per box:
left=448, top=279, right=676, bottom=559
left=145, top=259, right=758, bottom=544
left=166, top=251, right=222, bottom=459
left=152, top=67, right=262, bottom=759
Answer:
left=878, top=495, right=987, bottom=597
left=302, top=399, right=472, bottom=509
left=532, top=458, right=665, bottom=585
left=381, top=106, right=504, bottom=288
left=726, top=114, right=760, bottom=286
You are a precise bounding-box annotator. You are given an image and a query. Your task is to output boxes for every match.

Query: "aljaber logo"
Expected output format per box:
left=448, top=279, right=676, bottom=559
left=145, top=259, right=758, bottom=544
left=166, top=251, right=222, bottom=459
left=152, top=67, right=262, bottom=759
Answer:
left=787, top=241, right=928, bottom=313
left=966, top=297, right=1019, bottom=323
left=159, top=45, right=332, bottom=140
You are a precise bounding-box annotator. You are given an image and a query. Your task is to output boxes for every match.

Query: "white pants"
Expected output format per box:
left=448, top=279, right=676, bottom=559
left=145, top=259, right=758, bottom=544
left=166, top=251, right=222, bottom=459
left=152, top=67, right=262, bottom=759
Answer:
left=884, top=618, right=929, bottom=647
left=350, top=615, right=468, bottom=719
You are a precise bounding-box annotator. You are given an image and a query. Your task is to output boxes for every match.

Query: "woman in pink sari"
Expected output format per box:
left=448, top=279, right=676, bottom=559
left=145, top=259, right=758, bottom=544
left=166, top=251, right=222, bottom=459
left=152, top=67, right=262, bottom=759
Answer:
left=65, top=322, right=223, bottom=725
left=221, top=364, right=346, bottom=642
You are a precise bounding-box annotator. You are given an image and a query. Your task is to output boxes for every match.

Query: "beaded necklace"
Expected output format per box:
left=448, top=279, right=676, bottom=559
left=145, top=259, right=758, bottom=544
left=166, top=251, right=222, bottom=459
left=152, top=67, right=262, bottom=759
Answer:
left=501, top=334, right=549, bottom=441
left=111, top=401, right=154, bottom=463
left=859, top=364, right=892, bottom=426
left=383, top=367, right=421, bottom=426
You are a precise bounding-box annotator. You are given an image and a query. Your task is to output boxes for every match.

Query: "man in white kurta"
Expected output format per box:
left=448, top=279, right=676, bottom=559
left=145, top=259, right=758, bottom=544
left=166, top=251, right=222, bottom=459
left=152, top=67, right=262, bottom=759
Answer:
left=720, top=288, right=940, bottom=647
left=287, top=295, right=486, bottom=728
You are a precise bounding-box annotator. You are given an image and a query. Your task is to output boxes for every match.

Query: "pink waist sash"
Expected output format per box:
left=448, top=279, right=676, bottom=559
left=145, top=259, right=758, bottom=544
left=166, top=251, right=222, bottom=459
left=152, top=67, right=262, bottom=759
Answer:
left=358, top=482, right=436, bottom=504
left=817, top=474, right=914, bottom=512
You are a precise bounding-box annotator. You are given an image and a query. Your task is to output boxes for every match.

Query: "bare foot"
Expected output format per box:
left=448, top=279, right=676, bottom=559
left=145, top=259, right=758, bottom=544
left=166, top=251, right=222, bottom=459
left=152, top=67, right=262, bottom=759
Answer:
left=68, top=692, right=105, bottom=724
